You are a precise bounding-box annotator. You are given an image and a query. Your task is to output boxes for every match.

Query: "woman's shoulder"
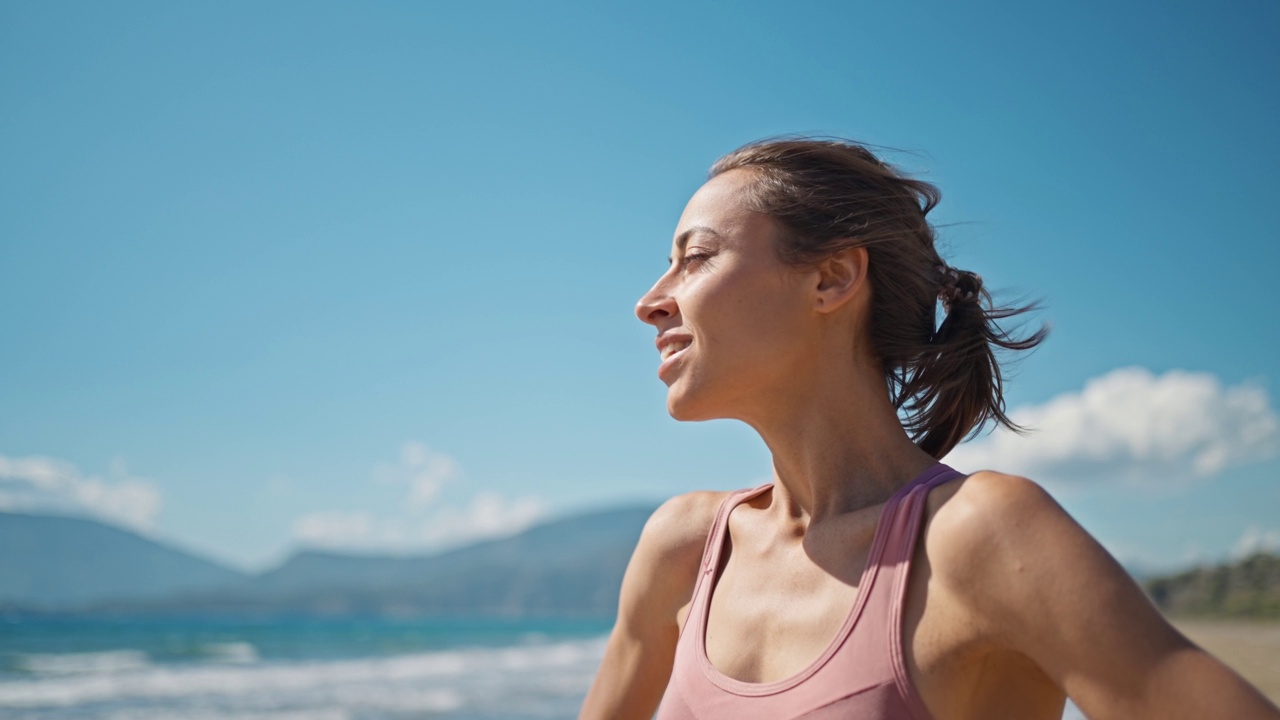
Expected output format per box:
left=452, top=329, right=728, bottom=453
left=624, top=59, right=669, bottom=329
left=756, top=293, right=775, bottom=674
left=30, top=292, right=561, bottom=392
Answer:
left=920, top=469, right=1122, bottom=626
left=929, top=469, right=1058, bottom=526
left=613, top=490, right=735, bottom=632
left=637, top=489, right=735, bottom=568
left=923, top=470, right=1068, bottom=569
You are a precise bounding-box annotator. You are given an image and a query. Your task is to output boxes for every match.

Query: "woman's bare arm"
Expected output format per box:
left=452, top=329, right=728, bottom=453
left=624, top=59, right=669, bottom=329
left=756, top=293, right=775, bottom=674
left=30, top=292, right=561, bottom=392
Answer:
left=579, top=491, right=724, bottom=720
left=936, top=472, right=1280, bottom=720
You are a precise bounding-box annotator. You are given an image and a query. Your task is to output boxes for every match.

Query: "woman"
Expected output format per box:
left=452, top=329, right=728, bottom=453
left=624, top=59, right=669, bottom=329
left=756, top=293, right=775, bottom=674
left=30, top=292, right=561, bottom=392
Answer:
left=580, top=139, right=1279, bottom=720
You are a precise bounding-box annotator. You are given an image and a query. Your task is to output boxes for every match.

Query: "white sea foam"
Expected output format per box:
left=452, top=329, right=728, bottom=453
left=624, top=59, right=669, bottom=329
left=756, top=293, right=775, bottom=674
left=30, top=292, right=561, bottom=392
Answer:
left=13, top=650, right=152, bottom=676
left=201, top=641, right=259, bottom=664
left=0, top=635, right=608, bottom=719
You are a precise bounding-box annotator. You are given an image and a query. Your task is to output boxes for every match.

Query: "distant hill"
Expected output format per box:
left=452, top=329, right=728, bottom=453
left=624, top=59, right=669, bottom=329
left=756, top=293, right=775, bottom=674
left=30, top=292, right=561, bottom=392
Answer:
left=0, top=512, right=247, bottom=609
left=145, top=505, right=656, bottom=617
left=1146, top=552, right=1280, bottom=620
left=1, top=504, right=657, bottom=618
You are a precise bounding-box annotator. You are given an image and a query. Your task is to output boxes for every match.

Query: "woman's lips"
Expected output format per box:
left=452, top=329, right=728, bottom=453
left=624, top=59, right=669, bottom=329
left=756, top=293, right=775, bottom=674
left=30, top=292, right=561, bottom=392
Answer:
left=658, top=342, right=691, bottom=380
left=659, top=339, right=691, bottom=361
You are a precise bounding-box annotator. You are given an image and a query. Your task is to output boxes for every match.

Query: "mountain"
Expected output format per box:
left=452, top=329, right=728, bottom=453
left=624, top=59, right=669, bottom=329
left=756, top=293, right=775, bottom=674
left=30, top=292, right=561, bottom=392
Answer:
left=0, top=512, right=247, bottom=609
left=0, top=504, right=657, bottom=618
left=1145, top=552, right=1280, bottom=620
left=148, top=505, right=656, bottom=617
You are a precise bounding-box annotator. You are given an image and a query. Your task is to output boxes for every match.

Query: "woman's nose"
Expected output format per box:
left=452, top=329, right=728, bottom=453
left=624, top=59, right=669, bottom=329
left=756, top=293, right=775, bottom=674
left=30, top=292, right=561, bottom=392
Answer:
left=635, top=281, right=677, bottom=326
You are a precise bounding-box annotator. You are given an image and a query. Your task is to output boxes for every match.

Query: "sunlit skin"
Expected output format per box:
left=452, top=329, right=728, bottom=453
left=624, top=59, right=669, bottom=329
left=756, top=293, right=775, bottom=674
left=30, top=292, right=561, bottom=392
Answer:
left=579, top=169, right=1280, bottom=720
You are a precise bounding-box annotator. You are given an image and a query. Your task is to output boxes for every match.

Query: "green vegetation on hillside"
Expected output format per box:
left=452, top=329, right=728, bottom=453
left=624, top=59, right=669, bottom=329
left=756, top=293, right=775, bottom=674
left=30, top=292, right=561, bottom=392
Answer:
left=1145, top=552, right=1280, bottom=620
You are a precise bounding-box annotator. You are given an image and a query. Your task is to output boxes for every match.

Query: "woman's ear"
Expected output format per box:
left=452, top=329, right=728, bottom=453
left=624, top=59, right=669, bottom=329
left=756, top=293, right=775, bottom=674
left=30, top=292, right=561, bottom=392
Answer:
left=813, top=246, right=868, bottom=313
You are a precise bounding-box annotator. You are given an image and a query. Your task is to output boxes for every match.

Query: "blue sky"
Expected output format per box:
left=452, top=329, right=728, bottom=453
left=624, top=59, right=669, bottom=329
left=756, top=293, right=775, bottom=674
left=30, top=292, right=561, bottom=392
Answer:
left=2, top=0, right=1277, bottom=572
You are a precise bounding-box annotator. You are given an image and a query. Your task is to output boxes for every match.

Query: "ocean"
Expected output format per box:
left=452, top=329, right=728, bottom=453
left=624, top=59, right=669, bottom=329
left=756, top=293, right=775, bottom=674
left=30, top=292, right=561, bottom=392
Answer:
left=0, top=616, right=613, bottom=720
left=0, top=616, right=1088, bottom=719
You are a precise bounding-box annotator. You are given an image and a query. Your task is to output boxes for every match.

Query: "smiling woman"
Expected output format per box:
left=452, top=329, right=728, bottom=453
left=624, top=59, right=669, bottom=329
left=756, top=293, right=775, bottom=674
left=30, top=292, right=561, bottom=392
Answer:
left=579, top=139, right=1280, bottom=720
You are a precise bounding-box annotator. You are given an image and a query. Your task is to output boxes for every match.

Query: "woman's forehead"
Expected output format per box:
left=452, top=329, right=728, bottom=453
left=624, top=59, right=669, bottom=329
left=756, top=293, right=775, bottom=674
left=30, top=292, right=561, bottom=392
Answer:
left=685, top=169, right=756, bottom=213
left=673, top=171, right=765, bottom=243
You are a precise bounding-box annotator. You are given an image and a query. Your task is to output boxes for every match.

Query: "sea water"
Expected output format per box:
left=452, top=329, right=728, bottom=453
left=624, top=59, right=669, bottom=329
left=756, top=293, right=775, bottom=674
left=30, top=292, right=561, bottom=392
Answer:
left=0, top=616, right=612, bottom=720
left=0, top=616, right=1088, bottom=719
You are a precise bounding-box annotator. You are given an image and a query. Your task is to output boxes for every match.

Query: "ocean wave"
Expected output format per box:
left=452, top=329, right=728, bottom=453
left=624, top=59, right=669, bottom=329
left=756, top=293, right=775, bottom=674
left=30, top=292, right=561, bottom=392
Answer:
left=0, top=635, right=608, bottom=718
left=200, top=642, right=259, bottom=664
left=10, top=650, right=152, bottom=676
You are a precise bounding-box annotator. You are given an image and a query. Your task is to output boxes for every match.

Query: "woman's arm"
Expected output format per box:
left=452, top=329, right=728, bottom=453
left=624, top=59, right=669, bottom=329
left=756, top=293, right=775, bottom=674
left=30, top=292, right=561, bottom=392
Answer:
left=579, top=491, right=724, bottom=720
left=937, top=472, right=1280, bottom=720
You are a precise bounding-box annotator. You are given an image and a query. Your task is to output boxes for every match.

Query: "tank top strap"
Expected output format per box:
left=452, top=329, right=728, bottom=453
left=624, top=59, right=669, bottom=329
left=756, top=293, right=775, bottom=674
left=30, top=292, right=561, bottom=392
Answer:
left=698, top=483, right=773, bottom=577
left=878, top=463, right=966, bottom=720
left=880, top=463, right=965, bottom=608
left=681, top=483, right=773, bottom=642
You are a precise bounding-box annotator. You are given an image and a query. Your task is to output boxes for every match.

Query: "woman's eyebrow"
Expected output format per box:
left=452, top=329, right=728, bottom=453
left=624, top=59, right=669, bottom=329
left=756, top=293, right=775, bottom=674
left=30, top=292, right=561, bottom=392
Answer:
left=668, top=226, right=721, bottom=262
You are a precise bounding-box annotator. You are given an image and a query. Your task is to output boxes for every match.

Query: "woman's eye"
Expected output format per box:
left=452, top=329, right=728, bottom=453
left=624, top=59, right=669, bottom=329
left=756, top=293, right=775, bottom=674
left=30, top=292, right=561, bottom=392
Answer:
left=681, top=252, right=713, bottom=267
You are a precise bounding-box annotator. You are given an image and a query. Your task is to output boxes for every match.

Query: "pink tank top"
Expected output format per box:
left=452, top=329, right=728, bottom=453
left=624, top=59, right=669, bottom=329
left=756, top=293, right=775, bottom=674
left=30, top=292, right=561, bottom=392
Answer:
left=655, top=463, right=964, bottom=720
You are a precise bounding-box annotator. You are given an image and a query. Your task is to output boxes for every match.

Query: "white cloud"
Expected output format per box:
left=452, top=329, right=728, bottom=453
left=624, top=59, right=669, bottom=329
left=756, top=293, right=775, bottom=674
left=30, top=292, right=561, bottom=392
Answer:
left=373, top=441, right=459, bottom=511
left=0, top=453, right=162, bottom=531
left=291, top=442, right=548, bottom=553
left=419, top=492, right=548, bottom=547
left=944, top=367, right=1279, bottom=485
left=1232, top=525, right=1280, bottom=559
left=291, top=494, right=548, bottom=553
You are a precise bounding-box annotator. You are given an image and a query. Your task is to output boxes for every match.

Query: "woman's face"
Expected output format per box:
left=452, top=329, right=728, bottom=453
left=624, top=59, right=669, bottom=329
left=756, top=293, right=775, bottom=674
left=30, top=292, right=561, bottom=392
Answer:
left=635, top=169, right=819, bottom=422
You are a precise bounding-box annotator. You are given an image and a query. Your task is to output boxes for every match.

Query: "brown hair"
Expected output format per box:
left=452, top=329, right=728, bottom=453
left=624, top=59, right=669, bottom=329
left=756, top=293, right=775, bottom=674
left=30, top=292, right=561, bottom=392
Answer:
left=710, top=138, right=1047, bottom=458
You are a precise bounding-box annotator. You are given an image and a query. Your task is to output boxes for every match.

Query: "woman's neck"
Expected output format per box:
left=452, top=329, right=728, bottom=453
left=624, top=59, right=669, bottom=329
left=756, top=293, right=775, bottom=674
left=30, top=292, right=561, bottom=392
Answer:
left=743, top=356, right=938, bottom=526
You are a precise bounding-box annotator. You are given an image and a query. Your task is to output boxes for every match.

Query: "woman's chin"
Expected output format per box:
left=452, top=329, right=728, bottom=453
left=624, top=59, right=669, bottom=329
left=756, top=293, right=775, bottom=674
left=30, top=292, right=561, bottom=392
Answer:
left=665, top=389, right=718, bottom=422
left=665, top=392, right=693, bottom=421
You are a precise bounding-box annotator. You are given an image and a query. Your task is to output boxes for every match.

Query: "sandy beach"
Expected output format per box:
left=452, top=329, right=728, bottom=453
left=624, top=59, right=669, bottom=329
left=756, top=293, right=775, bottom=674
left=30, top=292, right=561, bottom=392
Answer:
left=1173, top=619, right=1280, bottom=703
